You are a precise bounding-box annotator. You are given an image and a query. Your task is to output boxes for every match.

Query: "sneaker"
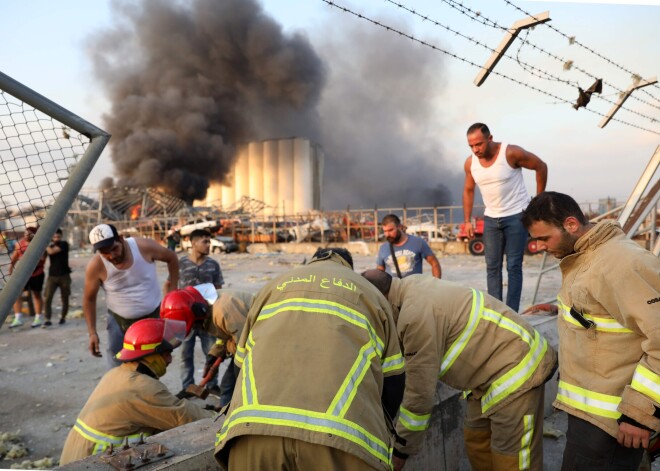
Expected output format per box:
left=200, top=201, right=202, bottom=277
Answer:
left=43, top=321, right=53, bottom=327
left=31, top=316, right=44, bottom=328
left=9, top=318, right=23, bottom=328
left=58, top=318, right=66, bottom=325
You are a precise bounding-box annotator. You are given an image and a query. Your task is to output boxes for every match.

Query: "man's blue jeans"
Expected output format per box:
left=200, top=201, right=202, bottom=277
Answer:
left=180, top=326, right=218, bottom=389
left=483, top=213, right=528, bottom=312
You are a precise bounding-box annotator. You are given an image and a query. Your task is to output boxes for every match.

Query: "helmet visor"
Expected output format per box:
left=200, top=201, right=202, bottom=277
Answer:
left=193, top=283, right=219, bottom=305
left=162, top=319, right=187, bottom=349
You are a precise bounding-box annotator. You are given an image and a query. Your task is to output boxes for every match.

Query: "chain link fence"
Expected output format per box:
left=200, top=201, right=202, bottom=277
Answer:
left=0, top=71, right=109, bottom=326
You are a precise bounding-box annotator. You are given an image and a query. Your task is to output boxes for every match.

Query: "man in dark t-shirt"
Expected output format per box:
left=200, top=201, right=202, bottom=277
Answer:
left=44, top=228, right=72, bottom=326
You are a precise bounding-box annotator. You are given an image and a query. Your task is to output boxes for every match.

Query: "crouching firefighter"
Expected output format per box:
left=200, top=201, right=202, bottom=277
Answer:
left=215, top=248, right=406, bottom=471
left=59, top=318, right=214, bottom=465
left=362, top=270, right=558, bottom=471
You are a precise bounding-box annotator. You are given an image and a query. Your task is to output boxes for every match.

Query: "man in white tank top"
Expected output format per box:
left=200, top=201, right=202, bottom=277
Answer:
left=84, top=224, right=180, bottom=368
left=462, top=123, right=547, bottom=312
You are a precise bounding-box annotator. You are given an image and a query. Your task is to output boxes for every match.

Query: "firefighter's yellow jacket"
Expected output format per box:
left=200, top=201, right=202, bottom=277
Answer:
left=205, top=289, right=254, bottom=359
left=389, top=275, right=557, bottom=456
left=59, top=361, right=213, bottom=465
left=555, top=220, right=660, bottom=437
left=214, top=253, right=405, bottom=471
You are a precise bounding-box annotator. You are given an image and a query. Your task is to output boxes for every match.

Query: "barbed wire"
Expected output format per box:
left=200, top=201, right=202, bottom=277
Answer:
left=414, top=0, right=660, bottom=111
left=385, top=0, right=577, bottom=86
left=321, top=0, right=660, bottom=135
left=501, top=0, right=660, bottom=104
left=383, top=0, right=660, bottom=122
left=438, top=0, right=505, bottom=30
left=514, top=31, right=573, bottom=86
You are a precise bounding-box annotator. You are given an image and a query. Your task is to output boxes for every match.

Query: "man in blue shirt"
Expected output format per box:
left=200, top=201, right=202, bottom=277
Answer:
left=377, top=214, right=442, bottom=279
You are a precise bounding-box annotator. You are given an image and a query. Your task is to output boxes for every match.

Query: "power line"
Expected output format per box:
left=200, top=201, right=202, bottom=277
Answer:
left=321, top=0, right=660, bottom=136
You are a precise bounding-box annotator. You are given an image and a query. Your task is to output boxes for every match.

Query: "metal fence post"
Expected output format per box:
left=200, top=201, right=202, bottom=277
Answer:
left=0, top=71, right=109, bottom=326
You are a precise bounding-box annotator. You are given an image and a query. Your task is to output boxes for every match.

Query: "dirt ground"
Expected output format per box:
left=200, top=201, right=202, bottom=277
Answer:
left=0, top=248, right=567, bottom=470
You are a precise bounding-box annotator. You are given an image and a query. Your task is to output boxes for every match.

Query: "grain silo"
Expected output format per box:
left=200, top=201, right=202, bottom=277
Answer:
left=199, top=137, right=324, bottom=215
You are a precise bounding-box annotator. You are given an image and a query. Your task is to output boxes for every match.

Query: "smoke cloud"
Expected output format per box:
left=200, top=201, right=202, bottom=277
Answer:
left=91, top=0, right=324, bottom=203
left=92, top=0, right=461, bottom=208
left=316, top=15, right=460, bottom=208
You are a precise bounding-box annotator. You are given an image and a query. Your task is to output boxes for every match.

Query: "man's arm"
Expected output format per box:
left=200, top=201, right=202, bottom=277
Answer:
left=602, top=252, right=660, bottom=444
left=46, top=244, right=62, bottom=256
left=214, top=262, right=224, bottom=289
left=83, top=257, right=103, bottom=357
left=507, top=145, right=547, bottom=194
left=462, top=156, right=476, bottom=238
left=139, top=238, right=180, bottom=292
left=420, top=240, right=441, bottom=279
left=426, top=255, right=442, bottom=279
left=393, top=307, right=442, bottom=466
left=376, top=244, right=388, bottom=272
left=8, top=247, right=21, bottom=274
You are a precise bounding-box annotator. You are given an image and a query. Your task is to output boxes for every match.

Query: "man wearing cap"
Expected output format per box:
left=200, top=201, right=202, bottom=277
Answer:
left=84, top=223, right=179, bottom=367
left=59, top=318, right=213, bottom=465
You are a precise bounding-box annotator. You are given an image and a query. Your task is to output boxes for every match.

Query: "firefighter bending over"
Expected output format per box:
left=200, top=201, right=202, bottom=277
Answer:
left=362, top=270, right=557, bottom=471
left=215, top=248, right=406, bottom=471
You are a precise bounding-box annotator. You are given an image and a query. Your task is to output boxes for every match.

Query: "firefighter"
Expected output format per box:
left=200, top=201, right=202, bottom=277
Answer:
left=59, top=318, right=214, bottom=465
left=214, top=248, right=406, bottom=471
left=161, top=285, right=254, bottom=404
left=362, top=269, right=557, bottom=471
left=523, top=191, right=660, bottom=470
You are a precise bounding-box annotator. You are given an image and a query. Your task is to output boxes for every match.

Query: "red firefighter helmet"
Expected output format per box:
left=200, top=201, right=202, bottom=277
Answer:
left=116, top=318, right=186, bottom=362
left=183, top=285, right=207, bottom=305
left=160, top=287, right=209, bottom=334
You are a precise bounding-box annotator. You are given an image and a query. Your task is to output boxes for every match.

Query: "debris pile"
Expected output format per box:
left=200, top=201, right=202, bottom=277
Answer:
left=0, top=431, right=57, bottom=469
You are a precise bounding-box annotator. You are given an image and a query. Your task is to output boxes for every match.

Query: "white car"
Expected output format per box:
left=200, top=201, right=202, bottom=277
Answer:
left=180, top=236, right=238, bottom=254
left=179, top=218, right=220, bottom=236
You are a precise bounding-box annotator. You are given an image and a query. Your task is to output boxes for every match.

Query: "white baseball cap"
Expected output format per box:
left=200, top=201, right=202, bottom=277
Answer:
left=89, top=224, right=120, bottom=252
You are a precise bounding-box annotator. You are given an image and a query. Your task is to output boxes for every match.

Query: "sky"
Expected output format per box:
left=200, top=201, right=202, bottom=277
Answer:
left=1, top=0, right=658, bottom=208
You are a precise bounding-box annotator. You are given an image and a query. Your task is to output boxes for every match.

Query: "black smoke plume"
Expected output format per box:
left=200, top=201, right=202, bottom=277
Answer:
left=316, top=15, right=459, bottom=208
left=92, top=1, right=460, bottom=208
left=91, top=0, right=324, bottom=203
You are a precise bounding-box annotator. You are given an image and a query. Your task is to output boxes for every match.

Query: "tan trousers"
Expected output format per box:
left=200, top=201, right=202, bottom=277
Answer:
left=228, top=435, right=379, bottom=471
left=463, top=385, right=545, bottom=471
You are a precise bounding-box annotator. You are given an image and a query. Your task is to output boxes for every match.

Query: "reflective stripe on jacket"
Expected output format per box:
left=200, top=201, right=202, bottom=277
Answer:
left=214, top=255, right=405, bottom=471
left=59, top=362, right=213, bottom=465
left=555, top=220, right=660, bottom=437
left=389, top=275, right=557, bottom=456
left=73, top=418, right=149, bottom=455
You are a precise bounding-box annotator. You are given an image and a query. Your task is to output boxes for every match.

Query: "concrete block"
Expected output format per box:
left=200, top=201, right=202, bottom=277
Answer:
left=58, top=417, right=223, bottom=470
left=406, top=384, right=471, bottom=471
